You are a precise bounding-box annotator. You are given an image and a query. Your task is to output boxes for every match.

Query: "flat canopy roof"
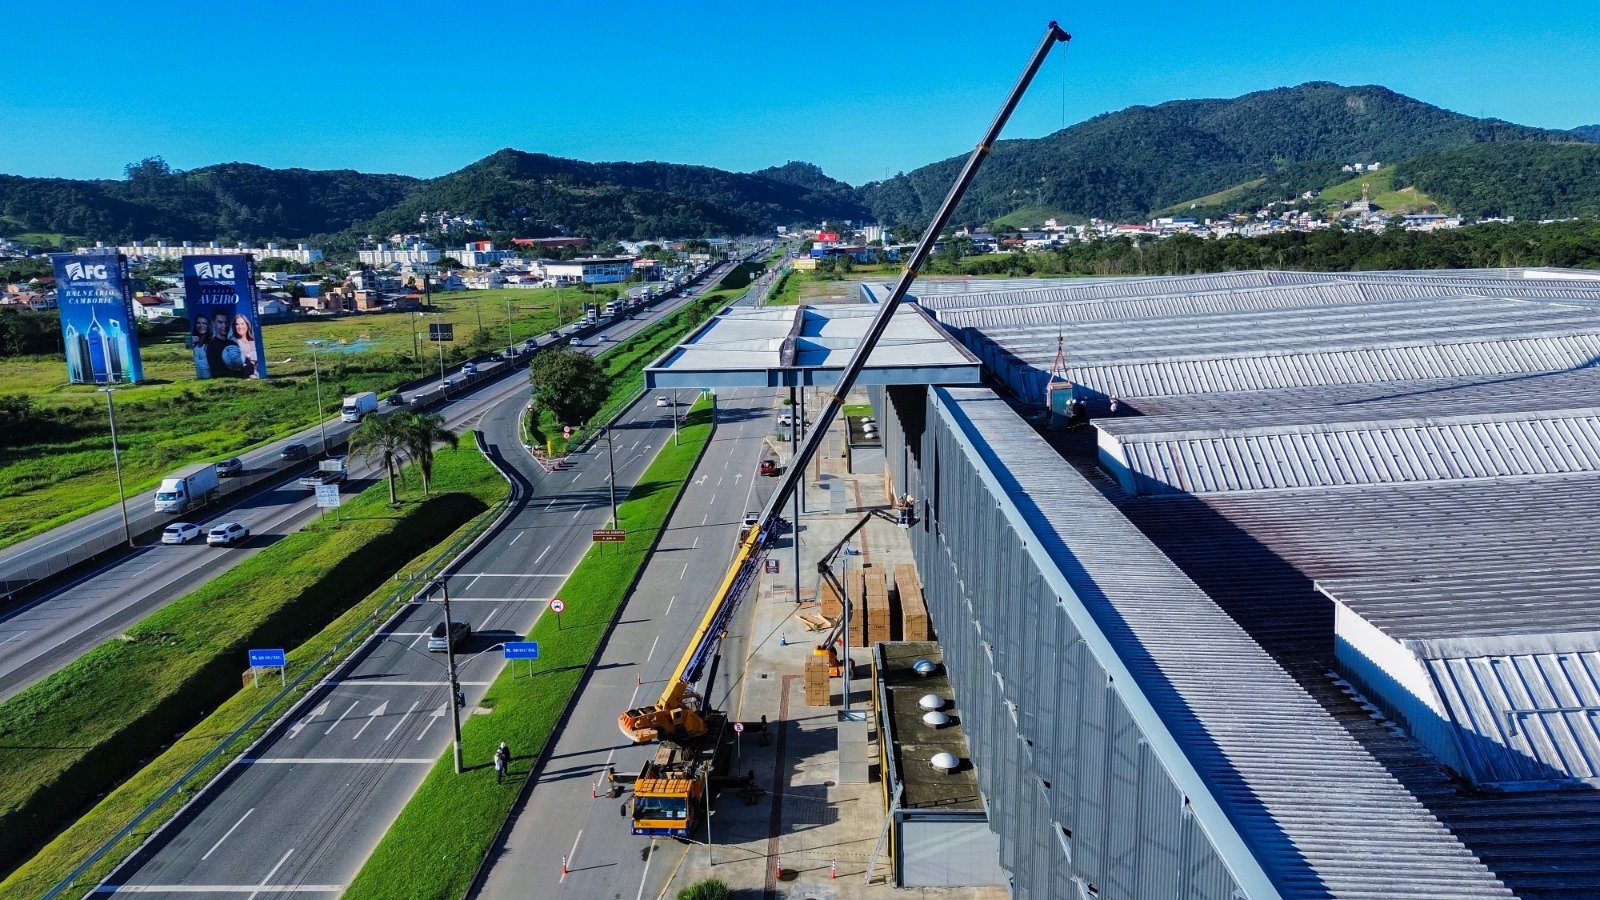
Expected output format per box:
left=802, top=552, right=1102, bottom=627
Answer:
left=644, top=303, right=982, bottom=388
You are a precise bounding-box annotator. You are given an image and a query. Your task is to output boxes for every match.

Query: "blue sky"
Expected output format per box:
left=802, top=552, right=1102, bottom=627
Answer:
left=5, top=1, right=1596, bottom=186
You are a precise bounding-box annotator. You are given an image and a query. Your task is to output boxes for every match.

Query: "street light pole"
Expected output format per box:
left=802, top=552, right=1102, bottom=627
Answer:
left=410, top=312, right=420, bottom=365
left=605, top=425, right=619, bottom=529
left=672, top=388, right=680, bottom=446
left=434, top=578, right=465, bottom=774
left=506, top=299, right=515, bottom=352
left=305, top=340, right=329, bottom=458
left=100, top=387, right=133, bottom=548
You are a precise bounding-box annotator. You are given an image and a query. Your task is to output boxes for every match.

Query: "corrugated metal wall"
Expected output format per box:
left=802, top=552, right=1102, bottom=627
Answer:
left=877, top=385, right=1242, bottom=900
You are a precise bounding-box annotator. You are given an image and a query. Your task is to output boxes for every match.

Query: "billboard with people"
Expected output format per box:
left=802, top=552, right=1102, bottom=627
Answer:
left=52, top=252, right=143, bottom=385
left=182, top=254, right=267, bottom=379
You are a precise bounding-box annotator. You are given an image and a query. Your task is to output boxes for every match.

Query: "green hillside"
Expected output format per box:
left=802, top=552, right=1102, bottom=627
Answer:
left=1393, top=142, right=1600, bottom=219
left=1313, top=166, right=1439, bottom=213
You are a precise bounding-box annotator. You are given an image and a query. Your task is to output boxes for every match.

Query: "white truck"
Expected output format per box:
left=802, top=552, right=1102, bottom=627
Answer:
left=154, top=463, right=220, bottom=513
left=299, top=456, right=348, bottom=488
left=341, top=391, right=378, bottom=423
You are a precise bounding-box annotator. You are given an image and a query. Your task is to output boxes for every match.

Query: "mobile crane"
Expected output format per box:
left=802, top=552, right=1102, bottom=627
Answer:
left=613, top=20, right=1072, bottom=836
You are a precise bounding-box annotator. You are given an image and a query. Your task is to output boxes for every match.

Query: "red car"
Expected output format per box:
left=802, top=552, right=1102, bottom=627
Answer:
left=758, top=459, right=777, bottom=476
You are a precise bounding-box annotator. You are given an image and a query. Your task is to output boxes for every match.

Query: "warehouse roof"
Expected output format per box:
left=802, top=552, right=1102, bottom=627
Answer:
left=644, top=303, right=981, bottom=388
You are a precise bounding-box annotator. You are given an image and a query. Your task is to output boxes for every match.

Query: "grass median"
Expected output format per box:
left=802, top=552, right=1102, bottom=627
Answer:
left=0, top=446, right=507, bottom=894
left=345, top=397, right=716, bottom=899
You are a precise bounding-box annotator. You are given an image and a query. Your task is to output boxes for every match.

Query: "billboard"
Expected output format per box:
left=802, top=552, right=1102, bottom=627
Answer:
left=183, top=255, right=267, bottom=379
left=53, top=253, right=143, bottom=385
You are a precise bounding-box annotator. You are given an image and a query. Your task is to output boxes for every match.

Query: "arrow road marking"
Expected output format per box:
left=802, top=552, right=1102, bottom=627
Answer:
left=417, top=704, right=447, bottom=741
left=351, top=701, right=387, bottom=741
left=287, top=701, right=329, bottom=740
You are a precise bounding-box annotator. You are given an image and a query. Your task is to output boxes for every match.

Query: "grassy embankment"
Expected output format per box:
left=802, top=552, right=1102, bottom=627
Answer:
left=0, top=285, right=604, bottom=550
left=526, top=264, right=757, bottom=455
left=0, top=446, right=507, bottom=896
left=345, top=398, right=717, bottom=899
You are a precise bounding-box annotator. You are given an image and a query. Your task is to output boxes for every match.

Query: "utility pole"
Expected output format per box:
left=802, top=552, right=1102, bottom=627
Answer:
left=506, top=298, right=515, bottom=352
left=434, top=578, right=465, bottom=774
left=305, top=340, right=329, bottom=458
left=99, top=387, right=133, bottom=548
left=410, top=312, right=420, bottom=365
left=671, top=388, right=680, bottom=446
left=605, top=425, right=619, bottom=528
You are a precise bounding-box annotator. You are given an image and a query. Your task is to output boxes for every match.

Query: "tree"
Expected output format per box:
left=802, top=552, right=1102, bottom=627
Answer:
left=348, top=414, right=410, bottom=504
left=398, top=412, right=459, bottom=498
left=529, top=348, right=608, bottom=425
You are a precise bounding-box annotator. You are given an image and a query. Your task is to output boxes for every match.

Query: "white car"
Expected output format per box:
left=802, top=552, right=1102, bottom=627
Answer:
left=161, top=522, right=201, bottom=545
left=777, top=413, right=812, bottom=427
left=207, top=522, right=250, bottom=547
left=655, top=396, right=671, bottom=408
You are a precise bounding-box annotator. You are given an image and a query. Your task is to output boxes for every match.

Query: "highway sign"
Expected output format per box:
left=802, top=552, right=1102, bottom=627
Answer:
left=504, top=642, right=540, bottom=660
left=549, top=598, right=566, bottom=614
left=592, top=529, right=627, bottom=542
left=314, top=483, right=342, bottom=508
left=248, top=648, right=286, bottom=669
left=428, top=322, right=454, bottom=342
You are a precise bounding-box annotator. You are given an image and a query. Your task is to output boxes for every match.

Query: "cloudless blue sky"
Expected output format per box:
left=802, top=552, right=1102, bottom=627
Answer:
left=5, top=1, right=1596, bottom=186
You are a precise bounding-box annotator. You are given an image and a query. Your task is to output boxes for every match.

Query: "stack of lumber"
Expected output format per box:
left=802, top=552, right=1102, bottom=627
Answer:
left=804, top=654, right=831, bottom=706
left=821, top=575, right=843, bottom=620
left=847, top=569, right=867, bottom=648
left=866, top=570, right=891, bottom=645
left=895, top=563, right=931, bottom=641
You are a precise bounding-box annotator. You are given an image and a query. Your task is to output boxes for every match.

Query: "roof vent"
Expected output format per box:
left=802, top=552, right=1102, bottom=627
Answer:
left=922, top=710, right=950, bottom=728
left=930, top=751, right=960, bottom=773
left=912, top=659, right=938, bottom=677
left=918, top=693, right=945, bottom=711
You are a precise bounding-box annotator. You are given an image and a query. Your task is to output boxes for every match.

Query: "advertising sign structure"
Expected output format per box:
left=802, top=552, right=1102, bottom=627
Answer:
left=182, top=255, right=268, bottom=379
left=52, top=253, right=143, bottom=385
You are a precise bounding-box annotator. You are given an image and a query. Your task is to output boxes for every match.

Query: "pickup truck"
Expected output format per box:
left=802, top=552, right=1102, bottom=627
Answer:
left=299, top=457, right=348, bottom=487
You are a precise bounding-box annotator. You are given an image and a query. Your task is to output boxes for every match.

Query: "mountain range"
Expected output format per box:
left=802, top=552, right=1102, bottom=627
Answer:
left=0, top=83, right=1594, bottom=249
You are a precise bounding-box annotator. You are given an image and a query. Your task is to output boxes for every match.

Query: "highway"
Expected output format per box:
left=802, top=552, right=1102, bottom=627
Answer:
left=475, top=387, right=778, bottom=900
left=0, top=258, right=742, bottom=701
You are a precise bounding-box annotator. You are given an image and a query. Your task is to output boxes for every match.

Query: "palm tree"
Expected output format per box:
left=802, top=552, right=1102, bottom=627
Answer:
left=348, top=414, right=409, bottom=505
left=400, top=412, right=459, bottom=498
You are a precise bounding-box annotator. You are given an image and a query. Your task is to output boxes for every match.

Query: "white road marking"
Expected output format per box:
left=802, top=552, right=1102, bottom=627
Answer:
left=451, top=573, right=568, bottom=577
left=247, top=849, right=294, bottom=900
left=466, top=575, right=482, bottom=592
left=287, top=701, right=329, bottom=740
left=330, top=679, right=492, bottom=686
left=692, top=535, right=699, bottom=549
left=533, top=545, right=551, bottom=565
left=324, top=701, right=359, bottom=735
left=544, top=498, right=558, bottom=511
left=241, top=758, right=436, bottom=764
left=351, top=701, right=387, bottom=741
left=635, top=838, right=656, bottom=900
left=561, top=829, right=584, bottom=883
left=417, top=704, right=446, bottom=741
left=701, top=513, right=708, bottom=525
left=707, top=493, right=716, bottom=505
left=680, top=562, right=689, bottom=579
left=717, top=475, right=723, bottom=486
left=508, top=532, right=524, bottom=546
left=646, top=635, right=660, bottom=661
left=379, top=631, right=430, bottom=637
left=200, top=808, right=254, bottom=860
left=385, top=700, right=420, bottom=741
left=0, top=630, right=28, bottom=647
left=94, top=886, right=340, bottom=894
left=664, top=595, right=674, bottom=616
left=479, top=607, right=503, bottom=630
left=440, top=597, right=551, bottom=603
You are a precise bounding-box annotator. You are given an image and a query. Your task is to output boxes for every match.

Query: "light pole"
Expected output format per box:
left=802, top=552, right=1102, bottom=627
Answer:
left=605, top=425, right=619, bottom=529
left=305, top=340, right=329, bottom=458
left=410, top=311, right=421, bottom=365
left=671, top=388, right=680, bottom=446
left=99, top=387, right=134, bottom=548
left=505, top=298, right=515, bottom=353
left=430, top=578, right=466, bottom=774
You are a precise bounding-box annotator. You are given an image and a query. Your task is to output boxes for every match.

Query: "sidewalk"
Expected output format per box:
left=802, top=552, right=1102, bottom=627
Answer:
left=657, top=410, right=1001, bottom=899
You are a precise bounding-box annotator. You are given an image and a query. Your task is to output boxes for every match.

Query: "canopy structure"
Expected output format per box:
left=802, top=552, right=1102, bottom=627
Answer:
left=644, top=303, right=982, bottom=388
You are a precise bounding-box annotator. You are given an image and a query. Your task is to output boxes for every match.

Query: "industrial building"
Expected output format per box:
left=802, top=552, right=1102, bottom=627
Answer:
left=859, top=269, right=1600, bottom=899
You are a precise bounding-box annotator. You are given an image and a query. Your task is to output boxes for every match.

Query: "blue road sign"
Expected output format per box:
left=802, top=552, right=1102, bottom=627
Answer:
left=249, top=648, right=286, bottom=668
left=504, top=642, right=540, bottom=660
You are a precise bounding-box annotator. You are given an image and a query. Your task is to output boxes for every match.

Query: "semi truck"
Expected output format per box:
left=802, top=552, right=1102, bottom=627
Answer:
left=340, top=391, right=378, bottom=422
left=154, top=463, right=220, bottom=513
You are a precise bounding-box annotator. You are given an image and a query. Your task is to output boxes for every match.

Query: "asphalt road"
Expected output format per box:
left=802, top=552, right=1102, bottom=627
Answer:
left=473, top=387, right=779, bottom=900
left=95, top=385, right=685, bottom=896
left=0, top=260, right=740, bottom=701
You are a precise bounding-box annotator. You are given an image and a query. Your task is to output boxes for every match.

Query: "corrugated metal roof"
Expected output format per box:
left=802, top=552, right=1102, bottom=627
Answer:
left=938, top=387, right=1513, bottom=897
left=1101, top=409, right=1600, bottom=494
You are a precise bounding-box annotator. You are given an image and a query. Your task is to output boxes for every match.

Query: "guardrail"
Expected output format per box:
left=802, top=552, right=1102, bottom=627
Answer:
left=44, top=433, right=521, bottom=900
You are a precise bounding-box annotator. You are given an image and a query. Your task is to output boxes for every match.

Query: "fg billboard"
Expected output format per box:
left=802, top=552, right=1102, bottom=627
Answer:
left=183, top=255, right=267, bottom=379
left=53, top=253, right=143, bottom=385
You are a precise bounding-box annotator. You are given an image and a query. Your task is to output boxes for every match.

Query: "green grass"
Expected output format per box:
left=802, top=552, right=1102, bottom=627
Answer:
left=1315, top=166, right=1440, bottom=213
left=0, top=285, right=597, bottom=550
left=1154, top=177, right=1269, bottom=216
left=843, top=403, right=873, bottom=417
left=0, top=446, right=506, bottom=890
left=990, top=204, right=1079, bottom=229
left=344, top=399, right=717, bottom=899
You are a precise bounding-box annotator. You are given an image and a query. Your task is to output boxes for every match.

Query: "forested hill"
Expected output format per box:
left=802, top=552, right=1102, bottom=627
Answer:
left=1572, top=125, right=1600, bottom=141
left=351, top=149, right=871, bottom=241
left=860, top=82, right=1590, bottom=227
left=0, top=159, right=421, bottom=244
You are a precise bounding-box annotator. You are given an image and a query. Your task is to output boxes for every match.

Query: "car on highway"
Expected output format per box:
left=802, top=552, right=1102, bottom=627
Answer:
left=655, top=395, right=671, bottom=408
left=279, top=442, right=309, bottom=462
left=298, top=470, right=345, bottom=488
left=386, top=393, right=407, bottom=407
left=206, top=522, right=250, bottom=546
left=216, top=457, right=244, bottom=478
left=777, top=413, right=811, bottom=427
left=570, top=337, right=590, bottom=347
left=428, top=620, right=471, bottom=652
left=161, top=522, right=202, bottom=544
left=524, top=337, right=539, bottom=349
left=461, top=362, right=478, bottom=376
left=759, top=459, right=777, bottom=476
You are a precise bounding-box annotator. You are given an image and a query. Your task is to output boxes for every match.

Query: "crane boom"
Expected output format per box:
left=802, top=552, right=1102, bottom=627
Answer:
left=620, top=21, right=1072, bottom=745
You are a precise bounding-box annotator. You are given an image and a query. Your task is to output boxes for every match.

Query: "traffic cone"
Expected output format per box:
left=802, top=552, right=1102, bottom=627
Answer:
left=561, top=854, right=569, bottom=876
left=830, top=860, right=837, bottom=880
left=774, top=855, right=782, bottom=879
left=591, top=780, right=597, bottom=799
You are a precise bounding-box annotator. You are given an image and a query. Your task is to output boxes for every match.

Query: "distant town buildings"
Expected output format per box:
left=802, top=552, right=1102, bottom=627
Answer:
left=85, top=240, right=324, bottom=263
left=357, top=242, right=441, bottom=266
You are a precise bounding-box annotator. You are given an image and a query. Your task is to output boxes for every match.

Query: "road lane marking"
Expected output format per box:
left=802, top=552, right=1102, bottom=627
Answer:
left=646, top=635, right=659, bottom=661
left=692, top=535, right=699, bottom=549
left=385, top=700, right=420, bottom=741
left=0, top=630, right=28, bottom=647
left=200, top=808, right=254, bottom=860
left=378, top=631, right=429, bottom=637
left=287, top=701, right=329, bottom=740
left=324, top=701, right=359, bottom=735
left=533, top=546, right=551, bottom=565
left=680, top=562, right=689, bottom=579
left=701, top=513, right=708, bottom=525
left=418, top=704, right=446, bottom=740
left=664, top=595, right=674, bottom=616
left=248, top=849, right=294, bottom=900
left=561, top=829, right=583, bottom=883
left=241, top=758, right=435, bottom=764
left=508, top=532, right=523, bottom=546
left=330, top=679, right=492, bottom=686
left=351, top=701, right=387, bottom=741
left=479, top=607, right=503, bottom=630
left=544, top=498, right=558, bottom=510
left=94, top=886, right=341, bottom=894
left=635, top=838, right=655, bottom=900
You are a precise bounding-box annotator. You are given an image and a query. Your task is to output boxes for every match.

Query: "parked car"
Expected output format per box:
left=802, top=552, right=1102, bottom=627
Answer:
left=279, top=443, right=309, bottom=462
left=216, top=457, right=244, bottom=478
left=759, top=459, right=777, bottom=476
left=655, top=395, right=671, bottom=408
left=161, top=522, right=202, bottom=544
left=428, top=620, right=472, bottom=652
left=206, top=522, right=250, bottom=546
